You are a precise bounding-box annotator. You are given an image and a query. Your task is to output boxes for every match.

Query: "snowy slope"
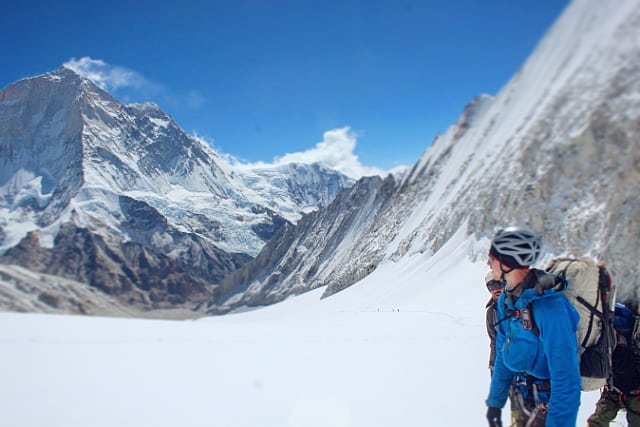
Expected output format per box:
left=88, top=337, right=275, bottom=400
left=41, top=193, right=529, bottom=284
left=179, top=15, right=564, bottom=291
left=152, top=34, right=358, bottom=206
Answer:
left=211, top=0, right=640, bottom=312
left=0, top=233, right=618, bottom=427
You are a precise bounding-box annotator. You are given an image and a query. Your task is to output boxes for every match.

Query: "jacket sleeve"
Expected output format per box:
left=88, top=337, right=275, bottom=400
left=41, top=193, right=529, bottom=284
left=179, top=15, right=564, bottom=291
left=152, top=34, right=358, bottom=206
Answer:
left=536, top=295, right=582, bottom=427
left=486, top=302, right=498, bottom=369
left=486, top=297, right=514, bottom=408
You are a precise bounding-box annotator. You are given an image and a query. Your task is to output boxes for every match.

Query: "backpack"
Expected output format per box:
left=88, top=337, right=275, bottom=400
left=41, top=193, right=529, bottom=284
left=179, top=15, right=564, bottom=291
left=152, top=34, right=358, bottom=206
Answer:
left=611, top=304, right=640, bottom=388
left=626, top=305, right=640, bottom=358
left=544, top=256, right=616, bottom=391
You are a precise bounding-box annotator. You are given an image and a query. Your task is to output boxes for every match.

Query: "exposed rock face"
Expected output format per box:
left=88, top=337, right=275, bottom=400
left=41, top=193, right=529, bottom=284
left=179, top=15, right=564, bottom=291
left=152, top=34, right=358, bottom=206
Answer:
left=1, top=224, right=224, bottom=308
left=208, top=175, right=396, bottom=313
left=0, top=263, right=202, bottom=318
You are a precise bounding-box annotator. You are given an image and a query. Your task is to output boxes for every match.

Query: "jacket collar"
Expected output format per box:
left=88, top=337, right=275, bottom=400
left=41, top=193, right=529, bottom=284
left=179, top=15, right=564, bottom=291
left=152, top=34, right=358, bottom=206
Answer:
left=503, top=269, right=565, bottom=310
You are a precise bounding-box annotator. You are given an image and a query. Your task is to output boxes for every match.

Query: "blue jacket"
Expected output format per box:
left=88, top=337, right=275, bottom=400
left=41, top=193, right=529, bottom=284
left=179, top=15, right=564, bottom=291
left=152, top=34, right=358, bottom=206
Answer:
left=486, top=269, right=581, bottom=427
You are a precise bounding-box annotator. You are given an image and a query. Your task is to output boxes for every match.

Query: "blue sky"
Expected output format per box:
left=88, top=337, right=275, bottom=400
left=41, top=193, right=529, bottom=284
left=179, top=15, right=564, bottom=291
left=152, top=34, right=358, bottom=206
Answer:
left=1, top=0, right=570, bottom=173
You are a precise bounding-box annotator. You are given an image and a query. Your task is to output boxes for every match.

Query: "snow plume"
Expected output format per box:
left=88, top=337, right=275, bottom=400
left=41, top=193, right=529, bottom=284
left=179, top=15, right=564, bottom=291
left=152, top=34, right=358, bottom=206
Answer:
left=63, top=57, right=149, bottom=92
left=63, top=57, right=205, bottom=109
left=215, top=127, right=389, bottom=180
left=275, top=127, right=386, bottom=179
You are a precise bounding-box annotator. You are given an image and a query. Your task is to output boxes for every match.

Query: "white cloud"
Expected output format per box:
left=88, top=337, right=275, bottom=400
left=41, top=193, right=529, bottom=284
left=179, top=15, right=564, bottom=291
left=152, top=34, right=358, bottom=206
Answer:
left=63, top=57, right=205, bottom=110
left=274, top=127, right=386, bottom=179
left=63, top=57, right=149, bottom=92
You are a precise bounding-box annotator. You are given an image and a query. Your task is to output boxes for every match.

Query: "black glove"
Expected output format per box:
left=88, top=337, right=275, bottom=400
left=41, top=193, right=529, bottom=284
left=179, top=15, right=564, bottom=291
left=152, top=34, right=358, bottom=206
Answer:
left=486, top=407, right=502, bottom=427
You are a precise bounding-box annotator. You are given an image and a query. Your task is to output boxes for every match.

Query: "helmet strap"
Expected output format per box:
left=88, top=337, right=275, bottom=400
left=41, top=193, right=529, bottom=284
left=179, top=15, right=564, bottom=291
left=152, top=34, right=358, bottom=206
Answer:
left=499, top=263, right=514, bottom=281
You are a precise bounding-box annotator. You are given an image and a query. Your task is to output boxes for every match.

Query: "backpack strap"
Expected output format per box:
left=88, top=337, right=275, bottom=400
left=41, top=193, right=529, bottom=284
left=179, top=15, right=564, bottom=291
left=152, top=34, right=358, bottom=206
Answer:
left=530, top=268, right=565, bottom=294
left=499, top=303, right=539, bottom=336
left=579, top=288, right=600, bottom=348
left=522, top=269, right=565, bottom=337
left=522, top=304, right=538, bottom=336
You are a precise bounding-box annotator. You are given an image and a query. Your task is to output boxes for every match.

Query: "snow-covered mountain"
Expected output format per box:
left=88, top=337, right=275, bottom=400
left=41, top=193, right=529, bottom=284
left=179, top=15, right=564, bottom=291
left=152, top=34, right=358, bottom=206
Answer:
left=2, top=0, right=638, bottom=317
left=208, top=0, right=640, bottom=313
left=0, top=67, right=354, bottom=310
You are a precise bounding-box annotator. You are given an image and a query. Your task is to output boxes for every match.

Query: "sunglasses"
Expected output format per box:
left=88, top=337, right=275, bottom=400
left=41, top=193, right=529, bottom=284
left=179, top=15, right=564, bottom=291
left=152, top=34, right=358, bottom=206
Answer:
left=486, top=279, right=503, bottom=292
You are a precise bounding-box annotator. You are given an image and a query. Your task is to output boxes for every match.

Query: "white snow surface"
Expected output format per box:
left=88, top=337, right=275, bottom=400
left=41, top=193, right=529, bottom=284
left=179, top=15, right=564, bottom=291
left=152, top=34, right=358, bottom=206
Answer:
left=0, top=0, right=635, bottom=423
left=0, top=231, right=620, bottom=426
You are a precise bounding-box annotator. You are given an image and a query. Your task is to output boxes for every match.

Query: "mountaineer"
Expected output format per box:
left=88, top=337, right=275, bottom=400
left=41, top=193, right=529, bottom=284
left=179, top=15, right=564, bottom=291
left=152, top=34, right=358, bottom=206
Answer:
left=485, top=226, right=581, bottom=427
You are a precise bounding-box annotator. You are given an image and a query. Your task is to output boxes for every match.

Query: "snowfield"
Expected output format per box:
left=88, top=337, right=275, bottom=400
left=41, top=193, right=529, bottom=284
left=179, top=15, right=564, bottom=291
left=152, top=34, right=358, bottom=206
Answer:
left=0, top=233, right=615, bottom=426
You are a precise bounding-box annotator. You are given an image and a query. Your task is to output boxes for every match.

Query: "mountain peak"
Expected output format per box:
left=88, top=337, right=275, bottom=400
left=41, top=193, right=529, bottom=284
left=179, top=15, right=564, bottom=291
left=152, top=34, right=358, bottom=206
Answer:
left=26, top=66, right=92, bottom=90
left=452, top=94, right=494, bottom=140
left=0, top=64, right=355, bottom=312
left=54, top=65, right=82, bottom=79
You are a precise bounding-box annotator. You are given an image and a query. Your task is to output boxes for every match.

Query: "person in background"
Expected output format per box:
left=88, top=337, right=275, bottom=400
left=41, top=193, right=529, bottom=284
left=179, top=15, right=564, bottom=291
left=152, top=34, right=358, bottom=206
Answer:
left=485, top=226, right=581, bottom=427
left=485, top=272, right=522, bottom=426
left=587, top=302, right=640, bottom=427
left=485, top=272, right=503, bottom=374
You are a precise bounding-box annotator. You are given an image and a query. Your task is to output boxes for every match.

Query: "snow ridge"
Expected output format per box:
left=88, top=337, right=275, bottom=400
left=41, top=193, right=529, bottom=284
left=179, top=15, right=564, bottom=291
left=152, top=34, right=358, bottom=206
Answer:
left=209, top=0, right=640, bottom=313
left=0, top=67, right=354, bottom=310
